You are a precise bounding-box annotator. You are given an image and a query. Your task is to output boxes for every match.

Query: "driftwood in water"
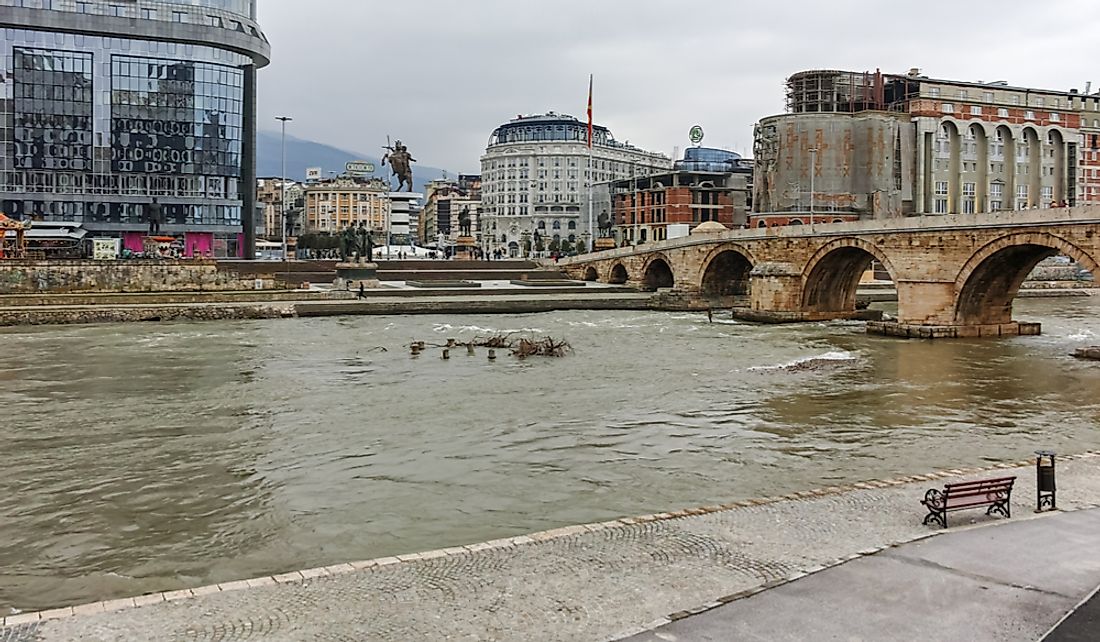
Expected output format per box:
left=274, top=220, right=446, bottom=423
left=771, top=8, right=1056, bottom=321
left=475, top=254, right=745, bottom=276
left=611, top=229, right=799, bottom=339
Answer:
left=474, top=334, right=573, bottom=357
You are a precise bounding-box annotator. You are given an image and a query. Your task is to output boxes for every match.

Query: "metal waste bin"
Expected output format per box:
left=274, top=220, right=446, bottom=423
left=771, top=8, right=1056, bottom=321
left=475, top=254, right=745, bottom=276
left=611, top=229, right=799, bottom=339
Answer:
left=1036, top=450, right=1057, bottom=512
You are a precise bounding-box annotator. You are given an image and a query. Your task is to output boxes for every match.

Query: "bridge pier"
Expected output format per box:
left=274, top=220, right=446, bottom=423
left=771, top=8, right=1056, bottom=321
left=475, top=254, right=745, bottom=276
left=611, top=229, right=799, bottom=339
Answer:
left=868, top=321, right=1042, bottom=339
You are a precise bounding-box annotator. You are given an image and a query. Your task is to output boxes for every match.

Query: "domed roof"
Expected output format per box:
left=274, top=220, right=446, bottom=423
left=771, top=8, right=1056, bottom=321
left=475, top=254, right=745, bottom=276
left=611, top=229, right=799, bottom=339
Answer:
left=691, top=221, right=728, bottom=235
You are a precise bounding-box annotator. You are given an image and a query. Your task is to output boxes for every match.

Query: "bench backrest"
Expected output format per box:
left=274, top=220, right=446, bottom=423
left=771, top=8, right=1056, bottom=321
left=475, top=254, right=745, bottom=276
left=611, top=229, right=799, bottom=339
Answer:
left=943, top=476, right=1015, bottom=500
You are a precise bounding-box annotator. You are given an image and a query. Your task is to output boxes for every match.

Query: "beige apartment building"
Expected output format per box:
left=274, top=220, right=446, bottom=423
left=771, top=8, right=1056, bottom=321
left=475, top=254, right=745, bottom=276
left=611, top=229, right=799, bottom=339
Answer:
left=304, top=177, right=391, bottom=233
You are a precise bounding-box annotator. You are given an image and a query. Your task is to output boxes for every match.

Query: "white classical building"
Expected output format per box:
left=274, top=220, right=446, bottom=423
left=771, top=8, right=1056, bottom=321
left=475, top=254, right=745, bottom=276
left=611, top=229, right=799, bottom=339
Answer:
left=480, top=112, right=670, bottom=256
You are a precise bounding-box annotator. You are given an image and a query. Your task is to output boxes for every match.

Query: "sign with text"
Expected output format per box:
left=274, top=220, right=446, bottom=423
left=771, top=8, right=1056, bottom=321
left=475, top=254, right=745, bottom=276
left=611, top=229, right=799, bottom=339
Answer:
left=305, top=167, right=322, bottom=181
left=346, top=161, right=375, bottom=175
left=92, top=238, right=120, bottom=260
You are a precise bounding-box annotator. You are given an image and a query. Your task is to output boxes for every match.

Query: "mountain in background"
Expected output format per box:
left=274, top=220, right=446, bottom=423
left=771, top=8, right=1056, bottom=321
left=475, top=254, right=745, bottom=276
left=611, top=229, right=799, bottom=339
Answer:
left=256, top=131, right=452, bottom=193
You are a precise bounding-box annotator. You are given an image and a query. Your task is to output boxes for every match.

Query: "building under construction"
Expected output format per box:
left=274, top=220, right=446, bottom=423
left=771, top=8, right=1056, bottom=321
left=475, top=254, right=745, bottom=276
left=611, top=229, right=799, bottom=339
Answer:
left=753, top=67, right=1100, bottom=221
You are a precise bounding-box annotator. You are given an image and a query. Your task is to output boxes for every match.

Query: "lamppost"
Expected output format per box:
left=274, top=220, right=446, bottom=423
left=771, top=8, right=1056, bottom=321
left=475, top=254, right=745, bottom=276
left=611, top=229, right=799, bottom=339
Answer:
left=581, top=231, right=591, bottom=255
left=808, top=146, right=818, bottom=231
left=276, top=116, right=293, bottom=260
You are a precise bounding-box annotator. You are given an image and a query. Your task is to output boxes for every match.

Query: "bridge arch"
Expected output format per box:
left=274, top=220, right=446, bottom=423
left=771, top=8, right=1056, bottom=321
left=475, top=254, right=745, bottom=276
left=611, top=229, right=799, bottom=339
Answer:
left=583, top=266, right=598, bottom=282
left=953, top=232, right=1100, bottom=326
left=641, top=254, right=675, bottom=291
left=608, top=262, right=629, bottom=285
left=699, top=243, right=757, bottom=298
left=801, top=238, right=897, bottom=313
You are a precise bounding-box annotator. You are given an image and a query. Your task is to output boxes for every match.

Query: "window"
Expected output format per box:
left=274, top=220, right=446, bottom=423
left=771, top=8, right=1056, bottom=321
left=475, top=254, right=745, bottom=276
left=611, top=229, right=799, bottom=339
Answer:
left=140, top=7, right=156, bottom=19
left=963, top=182, right=976, bottom=214
left=970, top=106, right=982, bottom=116
left=1012, top=95, right=1021, bottom=106
left=983, top=92, right=994, bottom=102
left=1035, top=97, right=1045, bottom=107
left=935, top=199, right=948, bottom=214
left=958, top=90, right=969, bottom=100
left=930, top=87, right=941, bottom=98
left=173, top=10, right=187, bottom=22
left=1016, top=185, right=1029, bottom=210
left=990, top=183, right=1004, bottom=199
left=998, top=108, right=1009, bottom=118
left=935, top=181, right=949, bottom=195
left=1051, top=113, right=1061, bottom=122
left=1025, top=110, right=1036, bottom=120
left=1042, top=186, right=1053, bottom=205
left=941, top=103, right=955, bottom=114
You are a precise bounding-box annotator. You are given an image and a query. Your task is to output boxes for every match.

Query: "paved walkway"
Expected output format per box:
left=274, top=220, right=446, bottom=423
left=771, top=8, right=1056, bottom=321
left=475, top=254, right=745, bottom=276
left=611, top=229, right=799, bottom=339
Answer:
left=3, top=454, right=1100, bottom=641
left=624, top=508, right=1100, bottom=642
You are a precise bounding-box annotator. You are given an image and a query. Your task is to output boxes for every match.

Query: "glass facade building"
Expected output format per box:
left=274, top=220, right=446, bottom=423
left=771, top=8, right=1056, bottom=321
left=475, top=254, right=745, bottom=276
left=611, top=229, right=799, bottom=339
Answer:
left=1, top=0, right=269, bottom=256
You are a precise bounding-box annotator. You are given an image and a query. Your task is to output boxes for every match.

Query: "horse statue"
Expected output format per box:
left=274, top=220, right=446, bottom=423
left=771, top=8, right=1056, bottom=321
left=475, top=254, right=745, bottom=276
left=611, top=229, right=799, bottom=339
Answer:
left=381, top=140, right=417, bottom=192
left=458, top=207, right=472, bottom=236
left=597, top=212, right=613, bottom=238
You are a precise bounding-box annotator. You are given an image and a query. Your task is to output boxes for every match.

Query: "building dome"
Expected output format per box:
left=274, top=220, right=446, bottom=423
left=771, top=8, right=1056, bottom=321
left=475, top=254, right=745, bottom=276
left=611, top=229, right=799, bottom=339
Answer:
left=691, top=221, right=728, bottom=235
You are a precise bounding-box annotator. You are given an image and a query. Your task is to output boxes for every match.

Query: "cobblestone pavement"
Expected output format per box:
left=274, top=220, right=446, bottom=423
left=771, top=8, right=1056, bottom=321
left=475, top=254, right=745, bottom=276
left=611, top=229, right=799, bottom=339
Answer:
left=4, top=454, right=1099, bottom=641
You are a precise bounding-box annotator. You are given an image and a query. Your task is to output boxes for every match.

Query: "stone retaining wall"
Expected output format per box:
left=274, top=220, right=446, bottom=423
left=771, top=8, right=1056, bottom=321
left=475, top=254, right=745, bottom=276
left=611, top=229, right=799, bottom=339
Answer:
left=0, top=260, right=274, bottom=294
left=0, top=304, right=292, bottom=327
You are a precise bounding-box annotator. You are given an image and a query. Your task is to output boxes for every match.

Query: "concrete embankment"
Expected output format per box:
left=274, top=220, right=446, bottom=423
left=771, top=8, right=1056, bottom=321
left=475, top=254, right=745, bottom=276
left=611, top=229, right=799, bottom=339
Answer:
left=0, top=289, right=656, bottom=327
left=5, top=452, right=1100, bottom=641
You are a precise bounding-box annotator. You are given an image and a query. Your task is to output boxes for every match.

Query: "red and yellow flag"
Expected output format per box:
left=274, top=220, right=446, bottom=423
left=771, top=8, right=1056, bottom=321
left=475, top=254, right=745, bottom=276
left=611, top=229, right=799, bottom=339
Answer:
left=587, top=74, right=594, bottom=148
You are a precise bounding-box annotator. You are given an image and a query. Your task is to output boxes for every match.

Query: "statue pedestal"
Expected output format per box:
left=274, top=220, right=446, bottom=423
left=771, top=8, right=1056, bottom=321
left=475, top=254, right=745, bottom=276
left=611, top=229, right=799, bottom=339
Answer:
left=595, top=237, right=617, bottom=251
left=454, top=235, right=477, bottom=260
left=335, top=261, right=380, bottom=289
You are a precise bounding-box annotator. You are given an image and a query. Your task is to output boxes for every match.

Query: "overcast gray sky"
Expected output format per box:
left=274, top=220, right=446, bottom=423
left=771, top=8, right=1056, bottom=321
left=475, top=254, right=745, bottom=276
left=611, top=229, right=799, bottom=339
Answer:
left=255, top=0, right=1098, bottom=173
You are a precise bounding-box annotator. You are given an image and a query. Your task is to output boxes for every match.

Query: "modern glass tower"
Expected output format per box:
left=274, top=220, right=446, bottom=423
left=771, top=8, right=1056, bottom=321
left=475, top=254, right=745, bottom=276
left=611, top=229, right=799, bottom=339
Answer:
left=0, top=0, right=270, bottom=257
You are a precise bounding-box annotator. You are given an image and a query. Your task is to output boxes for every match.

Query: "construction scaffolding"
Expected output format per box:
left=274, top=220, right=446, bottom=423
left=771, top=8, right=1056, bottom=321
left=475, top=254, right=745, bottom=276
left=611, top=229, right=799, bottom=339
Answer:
left=786, top=69, right=887, bottom=114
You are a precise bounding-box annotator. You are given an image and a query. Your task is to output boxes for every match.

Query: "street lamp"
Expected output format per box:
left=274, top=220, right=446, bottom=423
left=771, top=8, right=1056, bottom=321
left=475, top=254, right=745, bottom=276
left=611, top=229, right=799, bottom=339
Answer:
left=276, top=116, right=293, bottom=260
left=808, top=146, right=818, bottom=231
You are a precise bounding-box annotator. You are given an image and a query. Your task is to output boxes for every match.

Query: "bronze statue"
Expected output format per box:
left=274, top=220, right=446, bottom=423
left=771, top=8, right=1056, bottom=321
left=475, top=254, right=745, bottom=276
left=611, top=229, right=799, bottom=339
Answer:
left=340, top=226, right=357, bottom=261
left=356, top=223, right=370, bottom=261
left=597, top=211, right=613, bottom=238
left=458, top=206, right=472, bottom=236
left=381, top=139, right=417, bottom=192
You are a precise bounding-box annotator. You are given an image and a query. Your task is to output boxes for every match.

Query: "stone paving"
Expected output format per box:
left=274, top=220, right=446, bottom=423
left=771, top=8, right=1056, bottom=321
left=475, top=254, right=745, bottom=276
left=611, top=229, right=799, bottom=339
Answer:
left=3, top=453, right=1100, bottom=641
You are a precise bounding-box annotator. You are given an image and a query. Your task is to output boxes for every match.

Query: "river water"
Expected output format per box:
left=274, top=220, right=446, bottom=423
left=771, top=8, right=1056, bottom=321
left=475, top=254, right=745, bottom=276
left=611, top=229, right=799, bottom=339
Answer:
left=2, top=298, right=1100, bottom=612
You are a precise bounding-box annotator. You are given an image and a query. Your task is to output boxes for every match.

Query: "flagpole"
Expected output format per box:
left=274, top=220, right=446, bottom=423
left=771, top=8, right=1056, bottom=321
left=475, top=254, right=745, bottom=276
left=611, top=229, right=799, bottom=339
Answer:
left=587, top=74, right=594, bottom=253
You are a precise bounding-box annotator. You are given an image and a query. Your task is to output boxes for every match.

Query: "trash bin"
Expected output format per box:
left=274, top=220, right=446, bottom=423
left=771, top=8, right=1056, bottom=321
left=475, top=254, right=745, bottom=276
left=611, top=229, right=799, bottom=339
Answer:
left=1036, top=450, right=1056, bottom=512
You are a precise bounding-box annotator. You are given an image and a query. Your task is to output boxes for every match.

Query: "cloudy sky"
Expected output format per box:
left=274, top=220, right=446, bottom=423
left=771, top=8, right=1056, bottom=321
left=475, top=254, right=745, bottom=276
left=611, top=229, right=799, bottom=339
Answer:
left=255, top=0, right=1098, bottom=173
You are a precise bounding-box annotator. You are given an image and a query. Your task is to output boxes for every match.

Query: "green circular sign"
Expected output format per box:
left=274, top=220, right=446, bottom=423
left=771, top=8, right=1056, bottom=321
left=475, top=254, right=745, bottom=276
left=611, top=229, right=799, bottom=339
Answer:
left=689, top=125, right=704, bottom=145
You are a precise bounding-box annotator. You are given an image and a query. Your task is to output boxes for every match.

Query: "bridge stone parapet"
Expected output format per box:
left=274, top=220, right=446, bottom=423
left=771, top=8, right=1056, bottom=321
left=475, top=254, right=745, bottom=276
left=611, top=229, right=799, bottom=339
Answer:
left=561, top=207, right=1100, bottom=338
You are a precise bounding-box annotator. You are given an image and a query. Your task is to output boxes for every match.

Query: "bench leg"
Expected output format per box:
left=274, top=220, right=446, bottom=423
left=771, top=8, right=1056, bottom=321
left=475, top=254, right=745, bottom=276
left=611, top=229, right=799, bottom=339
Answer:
left=986, top=500, right=1010, bottom=519
left=923, top=508, right=946, bottom=529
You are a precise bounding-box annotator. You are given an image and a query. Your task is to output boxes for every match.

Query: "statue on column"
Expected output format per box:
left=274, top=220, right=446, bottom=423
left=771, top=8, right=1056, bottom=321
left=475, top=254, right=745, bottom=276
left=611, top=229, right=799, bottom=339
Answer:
left=458, top=206, right=472, bottom=236
left=381, top=139, right=417, bottom=192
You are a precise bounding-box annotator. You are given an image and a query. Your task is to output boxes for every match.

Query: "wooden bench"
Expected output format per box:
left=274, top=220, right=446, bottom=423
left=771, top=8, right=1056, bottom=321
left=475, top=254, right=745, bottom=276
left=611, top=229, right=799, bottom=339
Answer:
left=921, top=476, right=1016, bottom=528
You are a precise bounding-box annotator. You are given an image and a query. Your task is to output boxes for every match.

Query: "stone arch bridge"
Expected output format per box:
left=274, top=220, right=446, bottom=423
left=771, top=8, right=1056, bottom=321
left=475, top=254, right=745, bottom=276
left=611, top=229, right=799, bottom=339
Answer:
left=561, top=208, right=1100, bottom=338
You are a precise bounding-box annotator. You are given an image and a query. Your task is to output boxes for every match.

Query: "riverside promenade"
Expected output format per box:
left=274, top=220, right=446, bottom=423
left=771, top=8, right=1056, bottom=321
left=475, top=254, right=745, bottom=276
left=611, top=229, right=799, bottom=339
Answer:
left=4, top=453, right=1100, bottom=641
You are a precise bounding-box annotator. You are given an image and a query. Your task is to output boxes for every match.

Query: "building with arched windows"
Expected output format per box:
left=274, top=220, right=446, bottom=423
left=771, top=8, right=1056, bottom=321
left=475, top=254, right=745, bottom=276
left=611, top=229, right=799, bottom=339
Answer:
left=752, top=68, right=1100, bottom=220
left=1, top=0, right=270, bottom=257
left=480, top=112, right=670, bottom=257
